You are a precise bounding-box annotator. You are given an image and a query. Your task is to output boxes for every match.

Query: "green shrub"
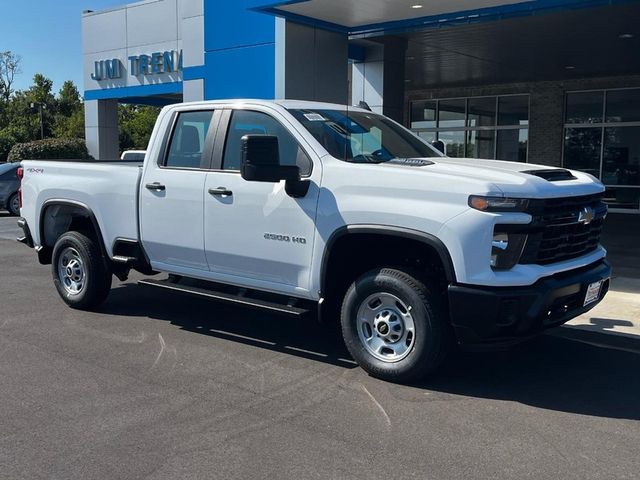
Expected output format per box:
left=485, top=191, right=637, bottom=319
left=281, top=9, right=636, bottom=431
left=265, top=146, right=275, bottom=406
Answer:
left=8, top=138, right=90, bottom=162
left=0, top=130, right=17, bottom=163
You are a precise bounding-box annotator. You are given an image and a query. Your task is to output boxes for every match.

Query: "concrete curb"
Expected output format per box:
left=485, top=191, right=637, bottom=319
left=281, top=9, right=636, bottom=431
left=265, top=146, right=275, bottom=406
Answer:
left=565, top=276, right=640, bottom=339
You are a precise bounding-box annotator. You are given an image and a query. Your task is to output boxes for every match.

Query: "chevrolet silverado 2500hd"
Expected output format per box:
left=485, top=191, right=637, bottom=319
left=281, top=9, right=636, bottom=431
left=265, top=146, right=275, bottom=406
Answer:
left=16, top=100, right=611, bottom=381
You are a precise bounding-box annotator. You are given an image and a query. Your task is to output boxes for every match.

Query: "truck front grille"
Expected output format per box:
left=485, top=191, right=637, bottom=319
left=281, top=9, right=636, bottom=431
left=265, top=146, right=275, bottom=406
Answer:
left=519, top=193, right=607, bottom=265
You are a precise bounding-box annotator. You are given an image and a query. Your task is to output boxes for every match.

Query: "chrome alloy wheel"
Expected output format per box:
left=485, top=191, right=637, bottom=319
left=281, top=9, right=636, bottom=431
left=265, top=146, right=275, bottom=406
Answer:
left=57, top=247, right=86, bottom=295
left=356, top=292, right=416, bottom=362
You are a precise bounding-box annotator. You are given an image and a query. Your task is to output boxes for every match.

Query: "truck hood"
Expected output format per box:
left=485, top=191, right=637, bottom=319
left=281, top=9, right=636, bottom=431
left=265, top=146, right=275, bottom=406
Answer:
left=380, top=156, right=605, bottom=199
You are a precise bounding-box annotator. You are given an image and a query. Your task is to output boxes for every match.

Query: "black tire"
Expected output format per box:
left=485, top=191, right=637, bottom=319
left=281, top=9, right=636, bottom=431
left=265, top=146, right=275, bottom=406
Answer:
left=340, top=268, right=451, bottom=382
left=51, top=231, right=112, bottom=310
left=7, top=193, right=20, bottom=216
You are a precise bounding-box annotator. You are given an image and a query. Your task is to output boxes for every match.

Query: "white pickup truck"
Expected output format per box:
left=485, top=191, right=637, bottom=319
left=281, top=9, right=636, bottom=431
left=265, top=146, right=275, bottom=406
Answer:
left=16, top=99, right=610, bottom=381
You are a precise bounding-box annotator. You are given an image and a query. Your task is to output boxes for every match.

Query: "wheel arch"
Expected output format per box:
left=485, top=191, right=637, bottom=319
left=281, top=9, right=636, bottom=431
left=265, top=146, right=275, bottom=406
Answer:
left=38, top=199, right=108, bottom=265
left=320, top=225, right=456, bottom=301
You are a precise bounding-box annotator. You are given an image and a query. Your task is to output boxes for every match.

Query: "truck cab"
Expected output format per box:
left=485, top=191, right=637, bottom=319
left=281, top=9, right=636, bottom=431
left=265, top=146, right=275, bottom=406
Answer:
left=16, top=99, right=611, bottom=382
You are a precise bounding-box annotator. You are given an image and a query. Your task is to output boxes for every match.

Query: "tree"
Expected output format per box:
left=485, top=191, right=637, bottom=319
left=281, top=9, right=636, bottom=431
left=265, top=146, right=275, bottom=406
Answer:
left=57, top=80, right=81, bottom=117
left=54, top=109, right=85, bottom=139
left=0, top=51, right=21, bottom=102
left=2, top=90, right=41, bottom=142
left=25, top=73, right=55, bottom=139
left=0, top=129, right=16, bottom=162
left=0, top=74, right=87, bottom=153
left=54, top=80, right=84, bottom=138
left=0, top=74, right=57, bottom=142
left=119, top=104, right=160, bottom=150
left=27, top=73, right=55, bottom=106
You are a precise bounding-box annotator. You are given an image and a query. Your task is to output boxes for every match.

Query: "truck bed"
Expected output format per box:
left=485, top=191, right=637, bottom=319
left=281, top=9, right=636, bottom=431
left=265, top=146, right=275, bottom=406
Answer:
left=20, top=159, right=143, bottom=256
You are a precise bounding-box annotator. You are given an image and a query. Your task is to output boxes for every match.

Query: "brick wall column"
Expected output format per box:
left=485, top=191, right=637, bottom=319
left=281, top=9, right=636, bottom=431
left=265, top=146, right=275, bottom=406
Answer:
left=528, top=82, right=565, bottom=166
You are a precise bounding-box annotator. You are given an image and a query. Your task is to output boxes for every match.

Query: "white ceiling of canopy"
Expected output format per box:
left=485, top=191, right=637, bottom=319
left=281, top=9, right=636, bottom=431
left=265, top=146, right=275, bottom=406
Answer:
left=273, top=0, right=530, bottom=28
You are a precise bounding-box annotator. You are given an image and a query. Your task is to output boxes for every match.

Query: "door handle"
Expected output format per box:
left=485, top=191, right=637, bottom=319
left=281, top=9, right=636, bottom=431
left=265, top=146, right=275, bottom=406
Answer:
left=145, top=182, right=166, bottom=191
left=208, top=187, right=233, bottom=197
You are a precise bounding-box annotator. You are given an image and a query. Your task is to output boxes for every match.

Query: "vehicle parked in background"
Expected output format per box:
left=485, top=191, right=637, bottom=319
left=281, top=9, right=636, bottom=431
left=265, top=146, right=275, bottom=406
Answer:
left=120, top=150, right=146, bottom=161
left=16, top=100, right=611, bottom=382
left=0, top=162, right=20, bottom=216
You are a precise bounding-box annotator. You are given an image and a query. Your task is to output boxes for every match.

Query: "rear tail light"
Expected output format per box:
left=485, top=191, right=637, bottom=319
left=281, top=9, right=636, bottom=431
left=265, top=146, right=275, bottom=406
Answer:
left=16, top=166, right=23, bottom=208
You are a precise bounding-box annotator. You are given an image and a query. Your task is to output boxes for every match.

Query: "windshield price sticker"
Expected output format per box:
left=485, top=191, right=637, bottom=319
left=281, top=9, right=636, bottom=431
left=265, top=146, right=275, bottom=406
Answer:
left=304, top=113, right=327, bottom=122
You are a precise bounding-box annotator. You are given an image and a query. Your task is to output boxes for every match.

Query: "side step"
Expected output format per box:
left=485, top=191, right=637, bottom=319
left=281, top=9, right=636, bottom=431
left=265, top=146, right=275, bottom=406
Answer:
left=138, top=277, right=312, bottom=316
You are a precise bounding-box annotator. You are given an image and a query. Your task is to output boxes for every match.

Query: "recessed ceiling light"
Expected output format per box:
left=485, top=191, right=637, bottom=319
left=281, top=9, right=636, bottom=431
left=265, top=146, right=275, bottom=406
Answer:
left=565, top=65, right=575, bottom=70
left=411, top=4, right=423, bottom=8
left=619, top=33, right=635, bottom=39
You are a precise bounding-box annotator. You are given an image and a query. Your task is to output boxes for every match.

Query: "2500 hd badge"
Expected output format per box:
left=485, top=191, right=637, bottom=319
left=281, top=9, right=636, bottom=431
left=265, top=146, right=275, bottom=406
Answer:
left=264, top=233, right=307, bottom=244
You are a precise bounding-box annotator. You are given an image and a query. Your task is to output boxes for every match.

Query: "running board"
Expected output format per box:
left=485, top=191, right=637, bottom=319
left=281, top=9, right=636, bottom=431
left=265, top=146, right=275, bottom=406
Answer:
left=138, top=278, right=311, bottom=316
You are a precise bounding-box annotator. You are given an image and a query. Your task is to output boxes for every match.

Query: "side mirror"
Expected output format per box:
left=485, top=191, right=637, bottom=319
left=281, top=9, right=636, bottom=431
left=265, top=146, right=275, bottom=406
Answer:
left=240, top=135, right=300, bottom=183
left=431, top=139, right=445, bottom=154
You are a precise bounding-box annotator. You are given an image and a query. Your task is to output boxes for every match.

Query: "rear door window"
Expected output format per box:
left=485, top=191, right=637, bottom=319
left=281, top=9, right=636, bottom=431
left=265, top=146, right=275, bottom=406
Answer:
left=164, top=111, right=214, bottom=169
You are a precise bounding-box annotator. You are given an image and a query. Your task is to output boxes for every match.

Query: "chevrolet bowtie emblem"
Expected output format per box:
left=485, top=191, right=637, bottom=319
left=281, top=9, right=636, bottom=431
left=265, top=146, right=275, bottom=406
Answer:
left=578, top=206, right=595, bottom=225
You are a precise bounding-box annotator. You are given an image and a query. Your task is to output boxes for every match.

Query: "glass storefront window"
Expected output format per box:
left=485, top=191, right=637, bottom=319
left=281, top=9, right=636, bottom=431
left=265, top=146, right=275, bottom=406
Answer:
left=416, top=131, right=437, bottom=144
left=563, top=88, right=640, bottom=211
left=468, top=97, right=496, bottom=128
left=566, top=91, right=604, bottom=124
left=497, top=129, right=528, bottom=162
left=410, top=94, right=529, bottom=162
left=438, top=99, right=466, bottom=128
left=563, top=127, right=602, bottom=179
left=438, top=130, right=465, bottom=157
left=498, top=95, right=529, bottom=126
left=466, top=129, right=495, bottom=159
left=603, top=126, right=640, bottom=186
left=603, top=187, right=640, bottom=210
left=606, top=88, right=640, bottom=123
left=410, top=100, right=437, bottom=129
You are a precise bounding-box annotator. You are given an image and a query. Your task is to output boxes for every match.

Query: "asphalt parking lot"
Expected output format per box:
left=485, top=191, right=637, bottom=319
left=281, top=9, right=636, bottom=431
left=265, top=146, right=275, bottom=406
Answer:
left=1, top=212, right=639, bottom=479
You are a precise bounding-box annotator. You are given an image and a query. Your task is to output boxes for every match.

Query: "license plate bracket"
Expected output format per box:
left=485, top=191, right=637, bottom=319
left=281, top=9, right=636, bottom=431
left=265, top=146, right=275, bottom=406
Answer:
left=583, top=280, right=604, bottom=307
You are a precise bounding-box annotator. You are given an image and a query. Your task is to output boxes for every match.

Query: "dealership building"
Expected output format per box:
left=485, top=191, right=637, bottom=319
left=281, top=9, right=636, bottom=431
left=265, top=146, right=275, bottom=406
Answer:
left=82, top=0, right=640, bottom=212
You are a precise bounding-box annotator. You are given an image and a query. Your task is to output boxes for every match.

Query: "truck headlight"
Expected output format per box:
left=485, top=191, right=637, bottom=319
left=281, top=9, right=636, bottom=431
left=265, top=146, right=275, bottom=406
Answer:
left=469, top=195, right=529, bottom=212
left=491, top=232, right=528, bottom=270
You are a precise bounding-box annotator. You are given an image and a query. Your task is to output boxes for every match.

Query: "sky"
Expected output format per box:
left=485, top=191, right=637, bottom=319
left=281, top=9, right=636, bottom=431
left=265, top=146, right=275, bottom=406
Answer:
left=3, top=0, right=127, bottom=96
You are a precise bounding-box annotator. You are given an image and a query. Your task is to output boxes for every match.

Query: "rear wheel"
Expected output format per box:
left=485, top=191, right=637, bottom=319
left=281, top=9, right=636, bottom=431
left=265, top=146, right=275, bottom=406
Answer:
left=52, top=231, right=112, bottom=310
left=340, top=268, right=451, bottom=382
left=7, top=193, right=19, bottom=216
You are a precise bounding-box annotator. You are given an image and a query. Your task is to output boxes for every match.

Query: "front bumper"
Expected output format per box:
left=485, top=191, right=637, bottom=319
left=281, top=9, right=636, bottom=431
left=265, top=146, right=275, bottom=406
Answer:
left=448, top=259, right=611, bottom=347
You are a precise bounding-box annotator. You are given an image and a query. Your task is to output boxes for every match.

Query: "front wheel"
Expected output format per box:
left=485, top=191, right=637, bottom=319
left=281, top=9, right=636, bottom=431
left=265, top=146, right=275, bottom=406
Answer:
left=340, top=268, right=451, bottom=382
left=52, top=231, right=112, bottom=310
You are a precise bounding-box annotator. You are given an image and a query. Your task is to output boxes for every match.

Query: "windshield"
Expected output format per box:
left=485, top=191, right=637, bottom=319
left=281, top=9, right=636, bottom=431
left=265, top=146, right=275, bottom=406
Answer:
left=288, top=108, right=442, bottom=163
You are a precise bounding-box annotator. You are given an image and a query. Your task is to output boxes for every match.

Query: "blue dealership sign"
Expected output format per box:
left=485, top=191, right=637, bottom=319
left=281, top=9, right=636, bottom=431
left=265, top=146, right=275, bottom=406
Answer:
left=91, top=50, right=183, bottom=81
